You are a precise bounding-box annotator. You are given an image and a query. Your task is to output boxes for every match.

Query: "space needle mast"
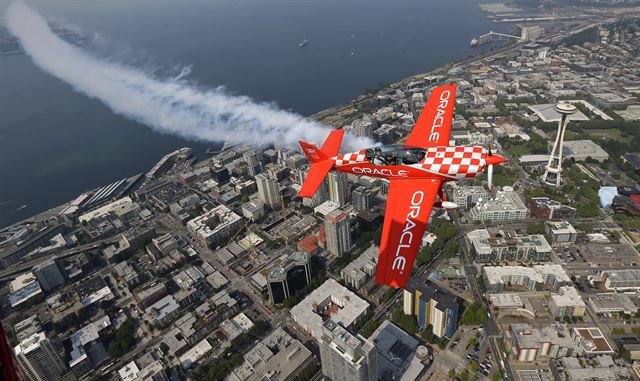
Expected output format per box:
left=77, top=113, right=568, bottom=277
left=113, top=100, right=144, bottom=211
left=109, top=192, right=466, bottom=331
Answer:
left=541, top=102, right=577, bottom=187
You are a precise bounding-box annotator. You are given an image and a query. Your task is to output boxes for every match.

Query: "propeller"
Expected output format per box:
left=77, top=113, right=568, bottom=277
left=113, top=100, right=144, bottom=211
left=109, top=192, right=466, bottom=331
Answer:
left=488, top=162, right=494, bottom=190
left=485, top=145, right=506, bottom=191
left=487, top=145, right=494, bottom=191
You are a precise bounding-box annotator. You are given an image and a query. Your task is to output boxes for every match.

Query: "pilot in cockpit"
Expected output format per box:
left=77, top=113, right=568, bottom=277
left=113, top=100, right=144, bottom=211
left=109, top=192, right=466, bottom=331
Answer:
left=373, top=147, right=387, bottom=166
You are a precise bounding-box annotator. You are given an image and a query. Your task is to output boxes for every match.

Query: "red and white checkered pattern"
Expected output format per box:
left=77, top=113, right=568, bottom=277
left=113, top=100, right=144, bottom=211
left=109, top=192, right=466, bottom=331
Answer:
left=413, top=146, right=486, bottom=179
left=334, top=150, right=367, bottom=166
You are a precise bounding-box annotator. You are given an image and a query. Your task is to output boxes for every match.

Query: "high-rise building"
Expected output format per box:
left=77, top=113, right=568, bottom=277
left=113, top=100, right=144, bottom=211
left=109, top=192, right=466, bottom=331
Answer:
left=350, top=116, right=375, bottom=139
left=319, top=320, right=377, bottom=381
left=403, top=280, right=459, bottom=338
left=32, top=260, right=65, bottom=292
left=300, top=168, right=329, bottom=207
left=256, top=173, right=281, bottom=209
left=542, top=103, right=577, bottom=187
left=15, top=332, right=67, bottom=381
left=267, top=251, right=312, bottom=304
left=243, top=149, right=263, bottom=177
left=328, top=172, right=350, bottom=206
left=352, top=187, right=373, bottom=212
left=325, top=210, right=351, bottom=256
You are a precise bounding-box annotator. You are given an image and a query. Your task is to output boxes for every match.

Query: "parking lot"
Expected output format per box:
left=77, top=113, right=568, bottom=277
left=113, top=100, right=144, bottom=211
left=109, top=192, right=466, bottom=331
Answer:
left=440, top=326, right=497, bottom=379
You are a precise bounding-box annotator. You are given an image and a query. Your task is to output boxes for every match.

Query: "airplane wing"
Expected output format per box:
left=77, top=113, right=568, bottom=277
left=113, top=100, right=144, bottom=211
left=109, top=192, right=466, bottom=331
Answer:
left=405, top=84, right=457, bottom=148
left=375, top=178, right=440, bottom=288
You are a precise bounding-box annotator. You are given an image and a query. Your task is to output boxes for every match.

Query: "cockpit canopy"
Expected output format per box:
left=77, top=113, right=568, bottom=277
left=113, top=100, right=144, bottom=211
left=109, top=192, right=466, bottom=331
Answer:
left=365, top=145, right=426, bottom=166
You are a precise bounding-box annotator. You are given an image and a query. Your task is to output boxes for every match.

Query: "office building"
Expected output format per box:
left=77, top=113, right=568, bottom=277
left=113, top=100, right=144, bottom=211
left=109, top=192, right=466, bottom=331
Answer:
left=465, top=228, right=551, bottom=263
left=352, top=186, right=374, bottom=212
left=266, top=251, right=311, bottom=304
left=350, top=116, right=375, bottom=139
left=243, top=149, right=263, bottom=177
left=15, top=332, right=67, bottom=381
left=468, top=189, right=527, bottom=222
left=403, top=280, right=459, bottom=338
left=256, top=173, right=281, bottom=209
left=600, top=269, right=640, bottom=291
left=32, top=259, right=65, bottom=292
left=299, top=167, right=329, bottom=207
left=319, top=320, right=377, bottom=381
left=328, top=172, right=350, bottom=206
left=325, top=210, right=351, bottom=256
left=9, top=272, right=43, bottom=309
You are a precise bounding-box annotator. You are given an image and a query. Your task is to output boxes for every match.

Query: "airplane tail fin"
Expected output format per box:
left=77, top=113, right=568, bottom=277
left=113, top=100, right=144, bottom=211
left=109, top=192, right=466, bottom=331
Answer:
left=298, top=130, right=344, bottom=198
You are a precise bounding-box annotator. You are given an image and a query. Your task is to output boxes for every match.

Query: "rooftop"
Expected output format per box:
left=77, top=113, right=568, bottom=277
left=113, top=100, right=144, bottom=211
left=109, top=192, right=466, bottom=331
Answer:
left=484, top=265, right=571, bottom=285
left=489, top=293, right=524, bottom=308
left=290, top=279, right=370, bottom=339
left=370, top=320, right=424, bottom=381
left=550, top=286, right=585, bottom=308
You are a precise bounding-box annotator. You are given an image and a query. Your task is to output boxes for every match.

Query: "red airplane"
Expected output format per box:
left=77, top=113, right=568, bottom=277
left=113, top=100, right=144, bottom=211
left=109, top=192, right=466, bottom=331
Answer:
left=298, top=84, right=507, bottom=289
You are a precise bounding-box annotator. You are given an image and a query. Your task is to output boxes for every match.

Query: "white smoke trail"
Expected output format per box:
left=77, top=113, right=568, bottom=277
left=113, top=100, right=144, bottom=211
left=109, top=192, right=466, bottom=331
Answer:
left=5, top=1, right=373, bottom=150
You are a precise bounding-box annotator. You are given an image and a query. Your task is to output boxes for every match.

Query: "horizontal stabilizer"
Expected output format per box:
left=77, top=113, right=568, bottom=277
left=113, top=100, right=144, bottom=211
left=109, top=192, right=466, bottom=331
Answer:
left=298, top=160, right=333, bottom=198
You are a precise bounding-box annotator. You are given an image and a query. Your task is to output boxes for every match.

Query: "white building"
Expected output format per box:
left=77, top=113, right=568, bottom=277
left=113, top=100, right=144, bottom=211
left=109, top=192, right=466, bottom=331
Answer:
left=341, top=246, right=378, bottom=289
left=483, top=265, right=571, bottom=292
left=187, top=205, right=243, bottom=248
left=241, top=199, right=265, bottom=221
left=601, top=269, right=640, bottom=291
left=549, top=286, right=586, bottom=317
left=325, top=210, right=351, bottom=256
left=290, top=279, right=370, bottom=340
left=256, top=173, right=281, bottom=209
left=328, top=172, right=350, bottom=206
left=588, top=293, right=639, bottom=315
left=15, top=331, right=67, bottom=381
left=563, top=140, right=609, bottom=162
left=545, top=221, right=578, bottom=244
left=469, top=188, right=527, bottom=222
left=319, top=320, right=377, bottom=381
left=449, top=185, right=488, bottom=210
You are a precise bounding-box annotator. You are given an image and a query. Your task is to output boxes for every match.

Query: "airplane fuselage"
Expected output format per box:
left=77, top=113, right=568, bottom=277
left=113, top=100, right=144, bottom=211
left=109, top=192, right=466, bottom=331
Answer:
left=332, top=145, right=489, bottom=182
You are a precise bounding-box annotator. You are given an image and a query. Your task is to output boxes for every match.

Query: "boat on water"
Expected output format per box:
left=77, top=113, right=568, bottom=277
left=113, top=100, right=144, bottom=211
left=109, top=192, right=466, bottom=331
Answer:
left=298, top=39, right=309, bottom=48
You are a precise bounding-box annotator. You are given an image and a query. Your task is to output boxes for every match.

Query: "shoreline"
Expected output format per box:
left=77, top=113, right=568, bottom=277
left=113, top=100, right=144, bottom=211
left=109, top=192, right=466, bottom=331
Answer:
left=0, top=36, right=520, bottom=231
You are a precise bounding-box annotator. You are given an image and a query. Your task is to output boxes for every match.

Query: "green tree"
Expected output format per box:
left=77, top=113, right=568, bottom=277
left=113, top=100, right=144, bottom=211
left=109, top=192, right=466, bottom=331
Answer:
left=448, top=369, right=456, bottom=379
left=612, top=327, right=626, bottom=336
left=107, top=319, right=136, bottom=357
left=461, top=303, right=488, bottom=325
left=443, top=240, right=458, bottom=258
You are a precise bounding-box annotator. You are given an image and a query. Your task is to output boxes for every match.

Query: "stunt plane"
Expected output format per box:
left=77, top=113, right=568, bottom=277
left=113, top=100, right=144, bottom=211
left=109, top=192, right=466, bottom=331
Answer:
left=298, top=84, right=507, bottom=289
